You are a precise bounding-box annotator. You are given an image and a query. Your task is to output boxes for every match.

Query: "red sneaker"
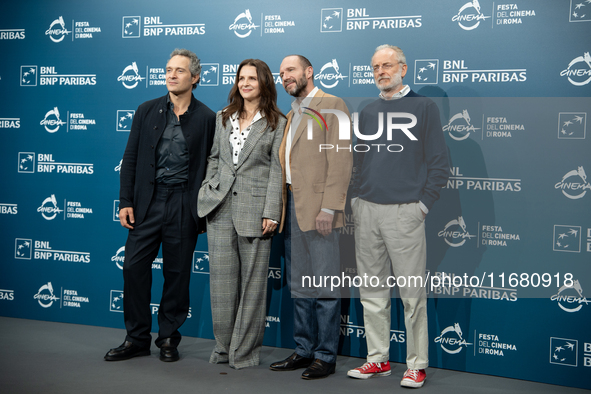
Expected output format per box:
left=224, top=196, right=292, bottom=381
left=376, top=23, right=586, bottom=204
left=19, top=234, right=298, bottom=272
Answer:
left=400, top=369, right=426, bottom=388
left=347, top=361, right=391, bottom=379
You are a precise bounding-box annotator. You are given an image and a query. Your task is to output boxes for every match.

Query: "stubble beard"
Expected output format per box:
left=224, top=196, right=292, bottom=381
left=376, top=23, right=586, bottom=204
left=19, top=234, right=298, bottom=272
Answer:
left=285, top=74, right=308, bottom=98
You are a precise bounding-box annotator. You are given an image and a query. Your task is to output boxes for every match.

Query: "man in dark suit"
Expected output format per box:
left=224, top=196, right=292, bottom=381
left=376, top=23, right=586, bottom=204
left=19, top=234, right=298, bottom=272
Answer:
left=105, top=49, right=215, bottom=362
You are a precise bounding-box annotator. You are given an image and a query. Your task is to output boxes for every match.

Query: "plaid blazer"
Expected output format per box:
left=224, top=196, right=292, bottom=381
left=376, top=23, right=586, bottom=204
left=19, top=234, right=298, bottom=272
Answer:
left=198, top=111, right=285, bottom=237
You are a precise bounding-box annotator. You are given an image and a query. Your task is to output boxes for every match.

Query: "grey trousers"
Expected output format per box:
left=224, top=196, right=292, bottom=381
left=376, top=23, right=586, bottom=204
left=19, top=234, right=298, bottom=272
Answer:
left=207, top=196, right=271, bottom=369
left=353, top=198, right=429, bottom=370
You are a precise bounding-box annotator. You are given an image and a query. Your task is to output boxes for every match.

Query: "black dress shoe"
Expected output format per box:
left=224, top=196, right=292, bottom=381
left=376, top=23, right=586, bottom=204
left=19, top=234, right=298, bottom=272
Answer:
left=104, top=341, right=150, bottom=361
left=269, top=352, right=314, bottom=371
left=301, top=359, right=336, bottom=380
left=159, top=338, right=180, bottom=362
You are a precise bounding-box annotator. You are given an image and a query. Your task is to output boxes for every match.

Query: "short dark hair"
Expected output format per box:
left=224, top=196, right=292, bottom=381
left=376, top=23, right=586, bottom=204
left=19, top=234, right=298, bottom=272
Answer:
left=285, top=54, right=313, bottom=70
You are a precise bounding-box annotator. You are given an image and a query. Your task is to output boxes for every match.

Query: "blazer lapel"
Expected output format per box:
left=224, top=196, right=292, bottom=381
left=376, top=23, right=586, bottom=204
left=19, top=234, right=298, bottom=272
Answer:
left=235, top=117, right=267, bottom=169
left=291, top=90, right=325, bottom=147
left=151, top=101, right=168, bottom=145
left=219, top=120, right=235, bottom=171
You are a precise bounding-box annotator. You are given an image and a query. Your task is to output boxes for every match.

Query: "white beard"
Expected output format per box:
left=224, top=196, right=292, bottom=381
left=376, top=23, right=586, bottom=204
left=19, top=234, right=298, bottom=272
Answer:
left=376, top=68, right=403, bottom=94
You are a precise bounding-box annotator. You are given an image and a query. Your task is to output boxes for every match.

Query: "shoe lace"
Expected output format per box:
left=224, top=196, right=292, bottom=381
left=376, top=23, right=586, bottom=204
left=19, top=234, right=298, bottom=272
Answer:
left=360, top=362, right=381, bottom=372
left=404, top=369, right=419, bottom=380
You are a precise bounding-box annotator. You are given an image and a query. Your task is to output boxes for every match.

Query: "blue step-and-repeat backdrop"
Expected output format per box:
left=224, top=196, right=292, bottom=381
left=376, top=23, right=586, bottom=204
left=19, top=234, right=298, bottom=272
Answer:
left=1, top=0, right=590, bottom=389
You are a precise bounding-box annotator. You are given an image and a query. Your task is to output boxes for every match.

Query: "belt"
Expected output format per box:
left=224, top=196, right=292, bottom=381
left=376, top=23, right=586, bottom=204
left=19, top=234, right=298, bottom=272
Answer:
left=155, top=182, right=188, bottom=191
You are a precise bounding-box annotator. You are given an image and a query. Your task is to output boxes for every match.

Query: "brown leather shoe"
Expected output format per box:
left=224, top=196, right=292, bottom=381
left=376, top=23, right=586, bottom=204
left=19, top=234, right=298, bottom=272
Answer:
left=104, top=341, right=150, bottom=361
left=269, top=352, right=314, bottom=371
left=301, top=359, right=336, bottom=380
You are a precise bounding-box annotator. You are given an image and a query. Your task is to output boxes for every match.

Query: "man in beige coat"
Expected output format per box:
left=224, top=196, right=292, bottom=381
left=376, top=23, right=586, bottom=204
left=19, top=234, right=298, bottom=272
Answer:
left=269, top=55, right=352, bottom=379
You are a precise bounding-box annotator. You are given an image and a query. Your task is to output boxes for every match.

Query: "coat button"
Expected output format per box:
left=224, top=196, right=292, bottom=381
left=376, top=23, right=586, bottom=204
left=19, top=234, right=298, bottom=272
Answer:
left=233, top=191, right=237, bottom=196
left=150, top=164, right=154, bottom=167
left=153, top=126, right=158, bottom=130
left=159, top=109, right=163, bottom=113
left=150, top=181, right=154, bottom=185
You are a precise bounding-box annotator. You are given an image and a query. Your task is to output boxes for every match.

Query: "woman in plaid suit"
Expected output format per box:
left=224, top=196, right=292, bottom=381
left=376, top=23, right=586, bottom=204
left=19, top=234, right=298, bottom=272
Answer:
left=198, top=59, right=285, bottom=369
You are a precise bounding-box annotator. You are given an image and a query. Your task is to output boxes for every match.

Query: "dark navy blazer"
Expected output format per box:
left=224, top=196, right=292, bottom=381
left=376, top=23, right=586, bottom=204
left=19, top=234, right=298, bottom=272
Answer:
left=120, top=93, right=216, bottom=231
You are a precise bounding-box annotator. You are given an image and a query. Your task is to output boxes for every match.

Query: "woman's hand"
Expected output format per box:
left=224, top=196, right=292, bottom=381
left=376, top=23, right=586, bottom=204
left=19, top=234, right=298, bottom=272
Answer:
left=262, top=218, right=278, bottom=236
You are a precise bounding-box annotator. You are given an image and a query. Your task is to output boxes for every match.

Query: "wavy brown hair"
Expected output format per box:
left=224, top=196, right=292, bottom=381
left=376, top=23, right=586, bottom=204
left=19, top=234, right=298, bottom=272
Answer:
left=222, top=59, right=284, bottom=130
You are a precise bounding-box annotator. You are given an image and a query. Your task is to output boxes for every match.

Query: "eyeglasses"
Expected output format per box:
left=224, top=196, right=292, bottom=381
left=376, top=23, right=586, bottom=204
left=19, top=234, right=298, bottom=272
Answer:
left=372, top=62, right=402, bottom=73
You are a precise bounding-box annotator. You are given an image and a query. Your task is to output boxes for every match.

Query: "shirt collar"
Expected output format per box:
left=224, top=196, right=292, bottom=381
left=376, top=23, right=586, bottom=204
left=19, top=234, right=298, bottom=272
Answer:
left=229, top=110, right=263, bottom=123
left=166, top=94, right=192, bottom=114
left=379, top=85, right=410, bottom=100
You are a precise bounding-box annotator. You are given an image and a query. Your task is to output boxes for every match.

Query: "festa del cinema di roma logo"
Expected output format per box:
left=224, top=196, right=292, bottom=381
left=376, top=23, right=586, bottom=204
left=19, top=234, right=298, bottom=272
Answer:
left=443, top=109, right=481, bottom=141
left=561, top=52, right=591, bottom=86
left=34, top=282, right=60, bottom=308
left=551, top=279, right=590, bottom=313
left=45, top=16, right=71, bottom=42
left=438, top=216, right=476, bottom=247
left=314, top=59, right=347, bottom=89
left=434, top=323, right=473, bottom=354
left=40, top=107, right=66, bottom=133
left=452, top=0, right=491, bottom=30
left=117, top=62, right=145, bottom=89
left=555, top=166, right=591, bottom=199
left=37, top=194, right=63, bottom=220
left=229, top=9, right=259, bottom=38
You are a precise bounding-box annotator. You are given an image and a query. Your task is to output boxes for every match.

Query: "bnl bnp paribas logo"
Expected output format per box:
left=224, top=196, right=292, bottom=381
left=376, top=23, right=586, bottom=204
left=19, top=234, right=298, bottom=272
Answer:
left=122, top=17, right=140, bottom=37
left=555, top=166, right=591, bottom=199
left=558, top=113, right=586, bottom=139
left=200, top=64, right=219, bottom=86
left=229, top=9, right=259, bottom=38
left=414, top=60, right=438, bottom=84
left=314, top=59, right=348, bottom=89
left=570, top=1, right=591, bottom=22
left=20, top=66, right=37, bottom=86
left=110, top=290, right=124, bottom=312
left=320, top=8, right=421, bottom=32
left=435, top=323, right=473, bottom=354
left=193, top=251, right=210, bottom=274
left=320, top=8, right=343, bottom=32
left=20, top=65, right=96, bottom=87
left=45, top=16, right=71, bottom=42
left=553, top=225, right=582, bottom=253
left=122, top=16, right=205, bottom=38
left=550, top=338, right=578, bottom=367
left=452, top=0, right=491, bottom=30
left=561, top=52, right=591, bottom=86
left=116, top=110, right=135, bottom=131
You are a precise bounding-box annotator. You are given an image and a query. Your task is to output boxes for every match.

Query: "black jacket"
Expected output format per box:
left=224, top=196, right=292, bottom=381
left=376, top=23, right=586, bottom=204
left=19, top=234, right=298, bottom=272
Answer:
left=120, top=93, right=216, bottom=231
